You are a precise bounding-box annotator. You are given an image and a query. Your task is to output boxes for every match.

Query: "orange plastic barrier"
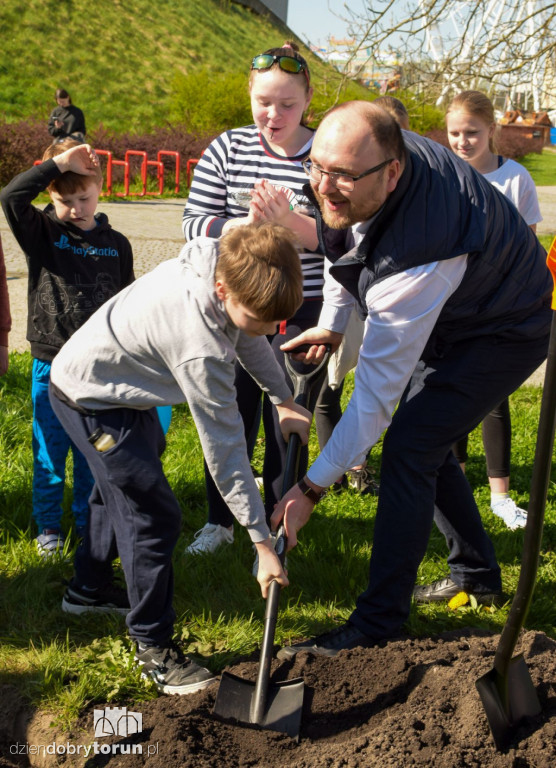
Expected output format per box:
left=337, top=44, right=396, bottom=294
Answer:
left=36, top=148, right=189, bottom=196
left=95, top=150, right=113, bottom=196
left=124, top=151, right=148, bottom=197
left=158, top=151, right=180, bottom=194
left=187, top=158, right=199, bottom=187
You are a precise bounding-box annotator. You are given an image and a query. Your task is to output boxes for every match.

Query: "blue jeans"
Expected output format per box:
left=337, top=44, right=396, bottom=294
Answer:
left=32, top=359, right=93, bottom=531
left=350, top=329, right=550, bottom=640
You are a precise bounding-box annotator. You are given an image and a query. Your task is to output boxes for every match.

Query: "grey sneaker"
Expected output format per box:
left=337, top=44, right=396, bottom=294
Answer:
left=413, top=576, right=502, bottom=605
left=185, top=523, right=234, bottom=555
left=346, top=467, right=380, bottom=496
left=491, top=497, right=527, bottom=530
left=36, top=529, right=66, bottom=558
left=62, top=580, right=130, bottom=615
left=135, top=641, right=216, bottom=695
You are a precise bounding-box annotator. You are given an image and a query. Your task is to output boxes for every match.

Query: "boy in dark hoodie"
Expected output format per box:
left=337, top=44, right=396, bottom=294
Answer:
left=0, top=140, right=134, bottom=556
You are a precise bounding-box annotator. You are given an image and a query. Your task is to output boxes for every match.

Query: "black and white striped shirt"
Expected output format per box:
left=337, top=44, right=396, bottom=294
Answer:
left=182, top=124, right=324, bottom=301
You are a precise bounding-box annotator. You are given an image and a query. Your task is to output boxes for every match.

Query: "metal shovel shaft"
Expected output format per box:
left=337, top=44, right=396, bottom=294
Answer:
left=494, top=311, right=556, bottom=680
left=476, top=303, right=556, bottom=748
left=250, top=578, right=282, bottom=725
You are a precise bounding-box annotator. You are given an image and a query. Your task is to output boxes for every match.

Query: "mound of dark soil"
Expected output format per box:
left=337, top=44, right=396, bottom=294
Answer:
left=3, top=629, right=556, bottom=768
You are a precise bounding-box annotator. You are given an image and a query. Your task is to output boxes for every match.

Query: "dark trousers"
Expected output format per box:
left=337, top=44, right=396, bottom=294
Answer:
left=453, top=398, right=512, bottom=477
left=350, top=328, right=550, bottom=640
left=50, top=389, right=180, bottom=646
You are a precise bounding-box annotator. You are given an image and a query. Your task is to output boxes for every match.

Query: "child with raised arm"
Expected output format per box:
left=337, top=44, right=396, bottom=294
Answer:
left=0, top=140, right=134, bottom=555
left=48, top=222, right=311, bottom=695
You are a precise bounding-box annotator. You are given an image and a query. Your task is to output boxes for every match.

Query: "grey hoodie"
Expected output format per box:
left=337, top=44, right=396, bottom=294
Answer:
left=50, top=237, right=292, bottom=541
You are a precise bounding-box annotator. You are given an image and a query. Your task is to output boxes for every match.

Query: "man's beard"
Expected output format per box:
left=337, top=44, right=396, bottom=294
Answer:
left=313, top=188, right=383, bottom=230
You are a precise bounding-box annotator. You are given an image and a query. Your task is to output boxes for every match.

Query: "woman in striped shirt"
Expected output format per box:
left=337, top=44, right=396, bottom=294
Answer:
left=183, top=42, right=342, bottom=555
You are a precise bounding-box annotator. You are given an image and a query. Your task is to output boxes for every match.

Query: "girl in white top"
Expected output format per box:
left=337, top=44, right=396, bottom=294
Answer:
left=446, top=89, right=542, bottom=530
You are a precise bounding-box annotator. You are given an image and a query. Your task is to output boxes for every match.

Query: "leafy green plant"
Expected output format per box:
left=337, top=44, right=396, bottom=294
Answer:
left=169, top=69, right=252, bottom=135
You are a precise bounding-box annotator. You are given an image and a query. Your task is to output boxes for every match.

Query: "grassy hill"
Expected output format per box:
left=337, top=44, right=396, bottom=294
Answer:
left=0, top=0, right=353, bottom=133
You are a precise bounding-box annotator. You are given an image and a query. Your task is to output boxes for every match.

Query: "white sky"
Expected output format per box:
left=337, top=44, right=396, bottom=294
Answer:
left=286, top=0, right=368, bottom=49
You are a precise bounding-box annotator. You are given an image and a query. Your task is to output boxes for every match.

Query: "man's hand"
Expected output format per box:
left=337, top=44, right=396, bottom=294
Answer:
left=53, top=144, right=99, bottom=177
left=276, top=396, right=311, bottom=445
left=254, top=538, right=289, bottom=598
left=281, top=327, right=344, bottom=363
left=271, top=480, right=319, bottom=550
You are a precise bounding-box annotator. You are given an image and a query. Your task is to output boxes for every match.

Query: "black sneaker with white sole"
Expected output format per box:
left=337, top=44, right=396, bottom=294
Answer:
left=135, top=641, right=217, bottom=695
left=62, top=580, right=130, bottom=615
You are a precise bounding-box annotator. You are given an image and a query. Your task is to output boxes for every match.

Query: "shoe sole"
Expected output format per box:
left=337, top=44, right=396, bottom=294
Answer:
left=413, top=592, right=503, bottom=605
left=62, top=597, right=130, bottom=615
left=139, top=670, right=217, bottom=695
left=277, top=644, right=340, bottom=660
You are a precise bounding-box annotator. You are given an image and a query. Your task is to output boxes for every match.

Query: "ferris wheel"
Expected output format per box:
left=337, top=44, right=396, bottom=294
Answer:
left=419, top=0, right=552, bottom=110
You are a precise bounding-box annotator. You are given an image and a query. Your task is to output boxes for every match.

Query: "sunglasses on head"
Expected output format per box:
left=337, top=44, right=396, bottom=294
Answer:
left=251, top=54, right=309, bottom=84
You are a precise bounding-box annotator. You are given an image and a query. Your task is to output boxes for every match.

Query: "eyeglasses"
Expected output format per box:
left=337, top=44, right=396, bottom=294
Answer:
left=251, top=54, right=310, bottom=84
left=302, top=158, right=394, bottom=192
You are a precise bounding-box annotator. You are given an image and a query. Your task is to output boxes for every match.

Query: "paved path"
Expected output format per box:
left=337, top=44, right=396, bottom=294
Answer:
left=2, top=188, right=556, bottom=384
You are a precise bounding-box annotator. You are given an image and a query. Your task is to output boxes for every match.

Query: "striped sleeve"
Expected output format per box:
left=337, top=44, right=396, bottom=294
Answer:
left=182, top=124, right=324, bottom=300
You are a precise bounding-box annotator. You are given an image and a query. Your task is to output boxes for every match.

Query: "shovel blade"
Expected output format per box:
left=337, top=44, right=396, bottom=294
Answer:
left=213, top=671, right=304, bottom=740
left=476, top=654, right=541, bottom=750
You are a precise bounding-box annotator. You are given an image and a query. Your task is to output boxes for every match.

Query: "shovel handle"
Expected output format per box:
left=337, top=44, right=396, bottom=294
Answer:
left=251, top=347, right=331, bottom=726
left=494, top=254, right=556, bottom=676
left=251, top=525, right=287, bottom=725
left=284, top=344, right=332, bottom=407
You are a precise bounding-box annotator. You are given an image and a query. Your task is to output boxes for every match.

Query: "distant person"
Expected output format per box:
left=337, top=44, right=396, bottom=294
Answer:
left=374, top=96, right=410, bottom=130
left=0, top=140, right=134, bottom=556
left=48, top=88, right=86, bottom=143
left=0, top=234, right=11, bottom=376
left=182, top=41, right=344, bottom=554
left=446, top=90, right=543, bottom=530
left=48, top=222, right=311, bottom=695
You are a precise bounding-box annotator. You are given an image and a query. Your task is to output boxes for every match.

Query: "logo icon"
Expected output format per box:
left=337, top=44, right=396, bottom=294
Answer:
left=93, top=707, right=142, bottom=738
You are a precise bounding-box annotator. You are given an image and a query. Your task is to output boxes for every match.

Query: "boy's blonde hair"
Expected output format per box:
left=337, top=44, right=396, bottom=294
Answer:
left=42, top=139, right=103, bottom=195
left=216, top=222, right=303, bottom=322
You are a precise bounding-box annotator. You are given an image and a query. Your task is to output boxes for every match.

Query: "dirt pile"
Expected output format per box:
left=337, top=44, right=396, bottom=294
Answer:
left=3, top=628, right=556, bottom=768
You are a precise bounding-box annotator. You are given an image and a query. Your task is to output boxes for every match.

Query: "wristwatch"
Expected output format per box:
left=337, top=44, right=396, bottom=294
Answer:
left=297, top=477, right=326, bottom=504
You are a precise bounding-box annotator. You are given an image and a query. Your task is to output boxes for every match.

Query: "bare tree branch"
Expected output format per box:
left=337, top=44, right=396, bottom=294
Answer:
left=321, top=0, right=555, bottom=110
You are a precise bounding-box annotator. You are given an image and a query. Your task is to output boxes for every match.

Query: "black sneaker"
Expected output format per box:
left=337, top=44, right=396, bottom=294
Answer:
left=413, top=576, right=502, bottom=605
left=135, top=641, right=217, bottom=695
left=277, top=622, right=376, bottom=660
left=62, top=580, right=130, bottom=615
left=346, top=467, right=380, bottom=495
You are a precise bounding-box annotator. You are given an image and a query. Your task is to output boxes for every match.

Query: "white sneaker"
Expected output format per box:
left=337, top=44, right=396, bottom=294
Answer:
left=185, top=523, right=233, bottom=555
left=491, top=497, right=527, bottom=530
left=36, top=529, right=66, bottom=558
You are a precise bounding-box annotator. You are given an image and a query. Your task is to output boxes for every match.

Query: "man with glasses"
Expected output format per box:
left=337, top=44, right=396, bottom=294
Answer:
left=272, top=100, right=552, bottom=657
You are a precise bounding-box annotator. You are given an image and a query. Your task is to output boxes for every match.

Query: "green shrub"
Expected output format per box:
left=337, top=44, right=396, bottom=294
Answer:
left=169, top=69, right=253, bottom=134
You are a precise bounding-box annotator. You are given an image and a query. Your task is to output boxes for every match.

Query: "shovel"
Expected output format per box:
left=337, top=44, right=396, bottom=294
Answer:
left=476, top=239, right=556, bottom=750
left=213, top=346, right=331, bottom=740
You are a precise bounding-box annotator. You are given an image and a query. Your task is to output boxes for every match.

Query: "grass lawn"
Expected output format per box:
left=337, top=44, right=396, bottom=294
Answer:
left=521, top=147, right=556, bottom=186
left=1, top=352, right=556, bottom=729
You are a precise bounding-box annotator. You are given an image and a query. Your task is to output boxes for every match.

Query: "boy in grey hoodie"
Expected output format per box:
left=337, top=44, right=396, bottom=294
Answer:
left=49, top=222, right=311, bottom=695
